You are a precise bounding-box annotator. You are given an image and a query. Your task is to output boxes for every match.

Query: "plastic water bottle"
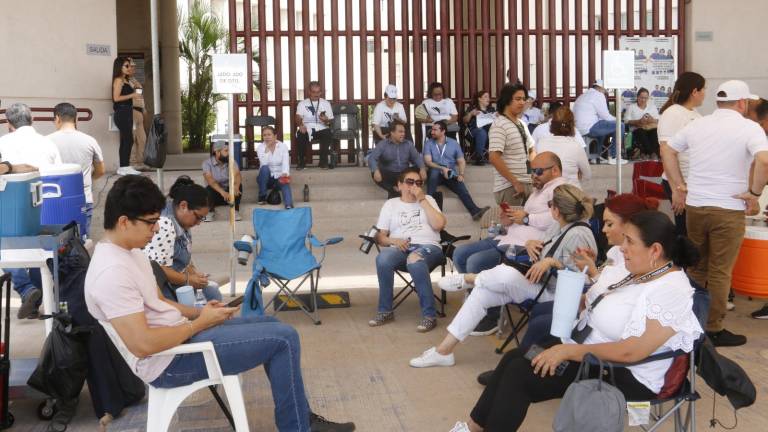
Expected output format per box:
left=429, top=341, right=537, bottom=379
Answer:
left=303, top=184, right=310, bottom=202
left=487, top=222, right=500, bottom=237
left=194, top=289, right=206, bottom=308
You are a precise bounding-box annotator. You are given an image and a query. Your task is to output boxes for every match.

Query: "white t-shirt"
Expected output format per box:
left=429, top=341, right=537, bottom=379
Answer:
left=47, top=129, right=104, bottom=203
left=256, top=141, right=290, bottom=179
left=575, top=270, right=703, bottom=393
left=604, top=245, right=626, bottom=270
left=421, top=98, right=458, bottom=122
left=372, top=100, right=407, bottom=127
left=532, top=120, right=588, bottom=149
left=625, top=103, right=660, bottom=123
left=85, top=241, right=188, bottom=383
left=669, top=109, right=768, bottom=210
left=536, top=135, right=592, bottom=188
left=296, top=98, right=334, bottom=132
left=375, top=196, right=442, bottom=246
left=658, top=104, right=701, bottom=181
left=0, top=126, right=62, bottom=168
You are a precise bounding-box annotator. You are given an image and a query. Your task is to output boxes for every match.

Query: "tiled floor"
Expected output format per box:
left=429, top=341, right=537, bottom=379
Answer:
left=4, top=286, right=768, bottom=431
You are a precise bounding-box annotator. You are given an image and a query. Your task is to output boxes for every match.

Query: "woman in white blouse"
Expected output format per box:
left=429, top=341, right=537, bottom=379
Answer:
left=625, top=87, right=661, bottom=159
left=450, top=211, right=703, bottom=432
left=256, top=126, right=293, bottom=208
left=535, top=107, right=591, bottom=188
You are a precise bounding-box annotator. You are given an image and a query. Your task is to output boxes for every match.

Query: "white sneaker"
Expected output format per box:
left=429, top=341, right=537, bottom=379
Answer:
left=727, top=301, right=735, bottom=311
left=438, top=273, right=471, bottom=292
left=449, top=421, right=471, bottom=432
left=117, top=166, right=141, bottom=175
left=235, top=211, right=243, bottom=221
left=607, top=157, right=629, bottom=165
left=409, top=347, right=455, bottom=368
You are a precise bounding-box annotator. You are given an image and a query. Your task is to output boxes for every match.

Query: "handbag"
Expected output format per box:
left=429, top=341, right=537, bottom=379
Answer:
left=553, top=353, right=627, bottom=432
left=267, top=187, right=282, bottom=205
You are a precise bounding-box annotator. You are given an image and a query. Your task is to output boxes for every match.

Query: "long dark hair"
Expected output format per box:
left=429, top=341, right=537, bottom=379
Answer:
left=659, top=72, right=705, bottom=114
left=471, top=90, right=490, bottom=109
left=112, top=56, right=130, bottom=80
left=168, top=176, right=209, bottom=210
left=628, top=211, right=700, bottom=268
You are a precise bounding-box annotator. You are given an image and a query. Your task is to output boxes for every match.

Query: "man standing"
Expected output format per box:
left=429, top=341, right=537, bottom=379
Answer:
left=294, top=81, right=334, bottom=169
left=48, top=102, right=105, bottom=235
left=369, top=119, right=425, bottom=198
left=662, top=80, right=768, bottom=346
left=488, top=83, right=533, bottom=206
left=423, top=121, right=489, bottom=220
left=0, top=102, right=62, bottom=319
left=202, top=141, right=242, bottom=221
left=573, top=80, right=627, bottom=164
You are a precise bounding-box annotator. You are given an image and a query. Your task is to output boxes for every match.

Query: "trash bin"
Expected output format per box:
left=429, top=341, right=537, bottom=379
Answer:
left=210, top=134, right=244, bottom=169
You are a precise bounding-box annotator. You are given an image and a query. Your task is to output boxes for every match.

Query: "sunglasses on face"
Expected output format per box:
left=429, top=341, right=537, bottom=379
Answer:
left=403, top=178, right=424, bottom=186
left=531, top=165, right=555, bottom=176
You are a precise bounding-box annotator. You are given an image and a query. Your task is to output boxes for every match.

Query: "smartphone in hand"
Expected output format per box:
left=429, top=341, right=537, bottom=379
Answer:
left=500, top=202, right=511, bottom=212
left=226, top=296, right=244, bottom=307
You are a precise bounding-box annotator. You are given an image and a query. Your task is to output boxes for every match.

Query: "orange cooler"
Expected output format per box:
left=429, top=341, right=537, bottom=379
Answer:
left=732, top=225, right=768, bottom=298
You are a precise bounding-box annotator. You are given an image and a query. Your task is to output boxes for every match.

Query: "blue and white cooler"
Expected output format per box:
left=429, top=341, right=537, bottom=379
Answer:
left=40, top=164, right=87, bottom=236
left=0, top=171, right=44, bottom=237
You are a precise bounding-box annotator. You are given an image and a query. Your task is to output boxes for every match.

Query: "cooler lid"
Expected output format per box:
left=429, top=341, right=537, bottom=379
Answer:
left=0, top=171, right=40, bottom=182
left=745, top=225, right=768, bottom=240
left=39, top=163, right=82, bottom=176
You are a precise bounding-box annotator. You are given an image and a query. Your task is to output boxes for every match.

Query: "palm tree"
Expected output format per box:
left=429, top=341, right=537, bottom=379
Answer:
left=179, top=0, right=228, bottom=151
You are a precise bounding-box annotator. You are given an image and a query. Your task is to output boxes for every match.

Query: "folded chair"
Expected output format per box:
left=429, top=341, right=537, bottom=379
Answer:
left=632, top=160, right=668, bottom=201
left=359, top=230, right=470, bottom=317
left=240, top=207, right=342, bottom=325
left=99, top=321, right=249, bottom=432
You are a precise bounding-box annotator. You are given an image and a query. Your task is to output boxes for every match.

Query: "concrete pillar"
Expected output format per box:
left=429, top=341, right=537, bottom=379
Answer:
left=159, top=0, right=183, bottom=154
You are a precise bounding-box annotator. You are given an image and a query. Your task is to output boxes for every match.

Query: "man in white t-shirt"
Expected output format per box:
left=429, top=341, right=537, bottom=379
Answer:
left=662, top=80, right=768, bottom=347
left=417, top=82, right=459, bottom=142
left=371, top=84, right=408, bottom=143
left=48, top=102, right=105, bottom=235
left=573, top=80, right=627, bottom=164
left=294, top=81, right=334, bottom=169
left=85, top=175, right=355, bottom=431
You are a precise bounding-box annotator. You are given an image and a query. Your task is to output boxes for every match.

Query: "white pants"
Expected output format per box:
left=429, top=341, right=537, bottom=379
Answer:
left=446, top=264, right=554, bottom=341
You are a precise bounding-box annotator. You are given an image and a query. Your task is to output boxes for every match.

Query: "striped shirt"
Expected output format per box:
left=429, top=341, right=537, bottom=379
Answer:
left=488, top=115, right=531, bottom=192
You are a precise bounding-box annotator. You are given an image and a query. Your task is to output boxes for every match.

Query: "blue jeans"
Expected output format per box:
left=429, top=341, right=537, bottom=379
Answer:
left=83, top=202, right=94, bottom=239
left=257, top=166, right=294, bottom=208
left=470, top=126, right=490, bottom=159
left=2, top=268, right=41, bottom=300
left=375, top=244, right=444, bottom=318
left=452, top=237, right=505, bottom=274
left=427, top=169, right=481, bottom=215
left=588, top=120, right=626, bottom=157
left=520, top=301, right=554, bottom=352
left=150, top=315, right=310, bottom=432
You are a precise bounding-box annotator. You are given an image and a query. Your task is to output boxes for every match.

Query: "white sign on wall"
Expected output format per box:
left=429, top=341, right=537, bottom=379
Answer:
left=212, top=54, right=248, bottom=94
left=603, top=50, right=635, bottom=90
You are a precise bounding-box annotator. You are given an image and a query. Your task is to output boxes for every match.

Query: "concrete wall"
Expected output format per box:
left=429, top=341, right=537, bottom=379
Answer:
left=686, top=0, right=768, bottom=114
left=0, top=0, right=119, bottom=167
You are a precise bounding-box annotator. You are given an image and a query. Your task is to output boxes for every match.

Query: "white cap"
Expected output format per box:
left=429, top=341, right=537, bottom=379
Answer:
left=716, top=80, right=759, bottom=102
left=592, top=79, right=605, bottom=88
left=385, top=84, right=398, bottom=99
left=527, top=90, right=537, bottom=100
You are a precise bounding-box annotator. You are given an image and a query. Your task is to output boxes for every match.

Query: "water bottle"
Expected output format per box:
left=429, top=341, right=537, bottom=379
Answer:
left=194, top=289, right=207, bottom=308
left=237, top=234, right=254, bottom=265
left=487, top=222, right=500, bottom=237
left=359, top=226, right=379, bottom=254
left=303, top=184, right=310, bottom=202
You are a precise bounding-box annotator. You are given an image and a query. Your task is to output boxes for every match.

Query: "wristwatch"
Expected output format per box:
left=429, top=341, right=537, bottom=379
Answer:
left=522, top=216, right=530, bottom=225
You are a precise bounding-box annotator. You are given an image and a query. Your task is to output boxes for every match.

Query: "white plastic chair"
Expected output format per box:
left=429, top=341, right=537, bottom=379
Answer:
left=99, top=321, right=250, bottom=431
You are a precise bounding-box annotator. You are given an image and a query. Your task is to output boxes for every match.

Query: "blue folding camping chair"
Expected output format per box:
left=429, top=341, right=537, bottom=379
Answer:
left=235, top=207, right=342, bottom=325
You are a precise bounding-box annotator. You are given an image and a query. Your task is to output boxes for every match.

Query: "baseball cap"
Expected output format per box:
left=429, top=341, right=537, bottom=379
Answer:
left=385, top=84, right=398, bottom=99
left=212, top=140, right=227, bottom=151
left=716, top=80, right=759, bottom=102
left=592, top=79, right=605, bottom=88
left=527, top=90, right=537, bottom=100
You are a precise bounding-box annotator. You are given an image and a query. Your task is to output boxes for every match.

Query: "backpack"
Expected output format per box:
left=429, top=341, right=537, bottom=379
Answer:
left=144, top=114, right=168, bottom=168
left=267, top=188, right=282, bottom=205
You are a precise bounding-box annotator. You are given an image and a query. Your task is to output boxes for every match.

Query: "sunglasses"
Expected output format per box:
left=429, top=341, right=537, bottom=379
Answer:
left=135, top=216, right=160, bottom=226
left=403, top=178, right=424, bottom=186
left=532, top=165, right=555, bottom=176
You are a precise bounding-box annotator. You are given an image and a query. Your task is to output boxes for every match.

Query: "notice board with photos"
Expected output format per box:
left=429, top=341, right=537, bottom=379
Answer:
left=618, top=37, right=677, bottom=109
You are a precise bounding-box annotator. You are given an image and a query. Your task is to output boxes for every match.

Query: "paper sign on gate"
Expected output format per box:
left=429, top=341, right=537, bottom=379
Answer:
left=212, top=54, right=249, bottom=94
left=603, top=50, right=635, bottom=89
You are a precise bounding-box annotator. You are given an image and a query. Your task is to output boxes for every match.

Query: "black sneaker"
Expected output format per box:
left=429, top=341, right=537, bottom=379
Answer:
left=472, top=206, right=491, bottom=221
left=470, top=315, right=499, bottom=336
left=310, top=412, right=356, bottom=432
left=17, top=288, right=42, bottom=319
left=477, top=369, right=493, bottom=386
left=751, top=304, right=768, bottom=319
left=706, top=329, right=747, bottom=347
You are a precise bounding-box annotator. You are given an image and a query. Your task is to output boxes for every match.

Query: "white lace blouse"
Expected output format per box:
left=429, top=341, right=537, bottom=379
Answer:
left=574, top=269, right=703, bottom=393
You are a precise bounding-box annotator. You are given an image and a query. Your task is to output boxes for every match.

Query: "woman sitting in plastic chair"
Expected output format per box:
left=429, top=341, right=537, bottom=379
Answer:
left=449, top=211, right=703, bottom=432
left=410, top=184, right=595, bottom=368
left=368, top=167, right=447, bottom=333
left=85, top=175, right=354, bottom=432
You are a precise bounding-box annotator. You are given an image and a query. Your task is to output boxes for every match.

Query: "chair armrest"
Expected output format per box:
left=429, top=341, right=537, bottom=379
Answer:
left=156, top=341, right=216, bottom=356
left=310, top=234, right=344, bottom=247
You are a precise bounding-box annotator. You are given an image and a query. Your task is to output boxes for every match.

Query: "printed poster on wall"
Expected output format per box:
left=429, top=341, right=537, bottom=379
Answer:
left=618, top=36, right=677, bottom=109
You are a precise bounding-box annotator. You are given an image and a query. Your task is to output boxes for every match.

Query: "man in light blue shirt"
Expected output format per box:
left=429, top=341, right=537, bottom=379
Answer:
left=423, top=121, right=489, bottom=220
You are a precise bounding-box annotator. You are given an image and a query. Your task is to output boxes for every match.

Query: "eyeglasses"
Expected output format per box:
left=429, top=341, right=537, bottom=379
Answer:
left=134, top=217, right=160, bottom=226
left=403, top=178, right=424, bottom=186
left=191, top=209, right=206, bottom=222
left=532, top=165, right=555, bottom=176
